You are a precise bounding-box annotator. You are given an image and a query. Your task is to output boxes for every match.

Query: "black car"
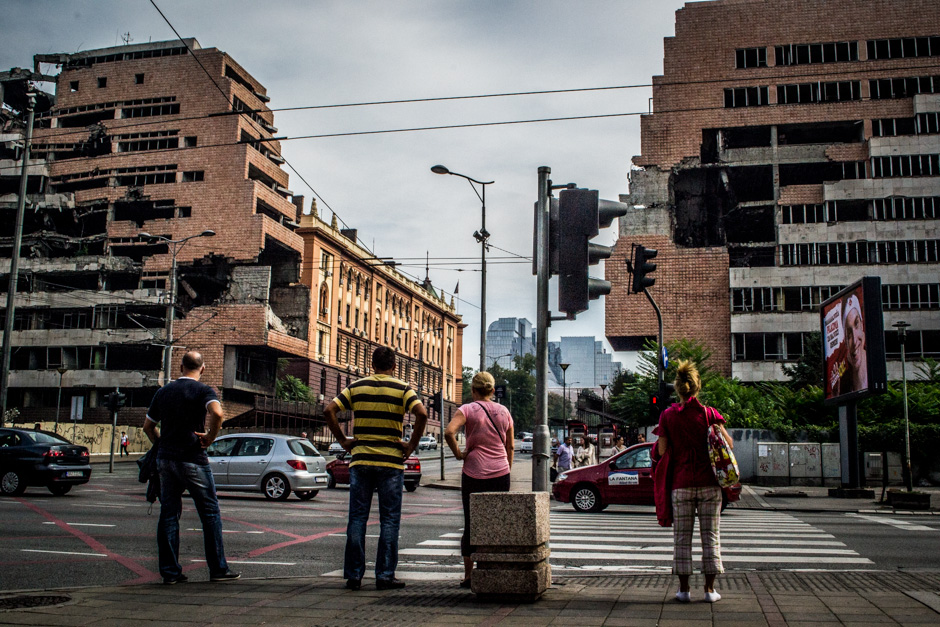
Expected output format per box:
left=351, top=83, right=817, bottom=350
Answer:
left=0, top=428, right=92, bottom=496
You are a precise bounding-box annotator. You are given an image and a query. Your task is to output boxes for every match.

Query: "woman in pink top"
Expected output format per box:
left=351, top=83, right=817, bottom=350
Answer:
left=444, top=371, right=514, bottom=588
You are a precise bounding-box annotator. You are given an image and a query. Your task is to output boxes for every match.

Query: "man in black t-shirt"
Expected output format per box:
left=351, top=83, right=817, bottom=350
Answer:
left=143, top=351, right=239, bottom=585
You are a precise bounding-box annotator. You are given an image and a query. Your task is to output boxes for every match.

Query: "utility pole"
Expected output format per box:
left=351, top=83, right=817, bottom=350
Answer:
left=0, top=92, right=36, bottom=419
left=533, top=167, right=552, bottom=492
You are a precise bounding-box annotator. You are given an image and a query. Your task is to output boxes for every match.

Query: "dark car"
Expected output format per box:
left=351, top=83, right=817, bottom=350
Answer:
left=0, top=428, right=92, bottom=496
left=552, top=442, right=741, bottom=512
left=326, top=452, right=422, bottom=492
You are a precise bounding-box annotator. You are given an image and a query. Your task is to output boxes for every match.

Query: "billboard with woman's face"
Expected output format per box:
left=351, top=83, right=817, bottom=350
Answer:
left=820, top=277, right=887, bottom=405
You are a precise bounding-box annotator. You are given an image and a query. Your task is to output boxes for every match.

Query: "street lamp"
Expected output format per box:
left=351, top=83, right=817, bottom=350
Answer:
left=893, top=321, right=913, bottom=492
left=431, top=165, right=494, bottom=373
left=560, top=363, right=570, bottom=437
left=491, top=353, right=513, bottom=370
left=55, top=367, right=67, bottom=433
left=139, top=230, right=216, bottom=384
left=600, top=383, right=608, bottom=409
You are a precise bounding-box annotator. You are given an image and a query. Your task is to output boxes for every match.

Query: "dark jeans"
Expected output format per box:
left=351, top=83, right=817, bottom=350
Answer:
left=120, top=444, right=128, bottom=457
left=460, top=472, right=511, bottom=557
left=344, top=465, right=404, bottom=581
left=157, top=458, right=229, bottom=579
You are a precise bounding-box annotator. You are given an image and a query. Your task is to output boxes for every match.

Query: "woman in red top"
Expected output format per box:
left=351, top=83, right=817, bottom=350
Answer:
left=656, top=360, right=732, bottom=604
left=444, top=371, right=514, bottom=588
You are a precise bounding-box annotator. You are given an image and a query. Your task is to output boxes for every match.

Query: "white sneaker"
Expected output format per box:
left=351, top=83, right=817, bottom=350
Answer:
left=675, top=590, right=691, bottom=603
left=705, top=591, right=721, bottom=603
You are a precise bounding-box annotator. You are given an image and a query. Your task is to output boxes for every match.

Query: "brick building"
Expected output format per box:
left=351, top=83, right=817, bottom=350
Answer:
left=1, top=39, right=462, bottom=438
left=607, top=0, right=940, bottom=381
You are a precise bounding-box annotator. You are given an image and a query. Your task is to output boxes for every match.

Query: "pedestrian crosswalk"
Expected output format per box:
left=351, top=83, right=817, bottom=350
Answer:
left=388, top=507, right=872, bottom=578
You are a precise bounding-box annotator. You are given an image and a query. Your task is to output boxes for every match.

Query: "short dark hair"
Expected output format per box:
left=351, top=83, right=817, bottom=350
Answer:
left=372, top=346, right=396, bottom=372
left=181, top=351, right=204, bottom=372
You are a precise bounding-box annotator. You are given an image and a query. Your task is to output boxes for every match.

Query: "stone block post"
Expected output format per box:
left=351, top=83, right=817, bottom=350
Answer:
left=469, top=491, right=550, bottom=602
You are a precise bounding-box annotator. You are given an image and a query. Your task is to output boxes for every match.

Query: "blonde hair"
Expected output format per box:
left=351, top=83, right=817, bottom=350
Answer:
left=674, top=359, right=701, bottom=401
left=471, top=371, right=496, bottom=397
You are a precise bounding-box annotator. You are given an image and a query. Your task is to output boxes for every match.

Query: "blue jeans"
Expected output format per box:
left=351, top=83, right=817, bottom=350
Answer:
left=344, top=465, right=404, bottom=581
left=157, top=458, right=229, bottom=579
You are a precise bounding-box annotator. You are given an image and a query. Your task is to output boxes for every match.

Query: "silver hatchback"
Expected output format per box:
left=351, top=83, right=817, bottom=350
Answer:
left=207, top=433, right=330, bottom=501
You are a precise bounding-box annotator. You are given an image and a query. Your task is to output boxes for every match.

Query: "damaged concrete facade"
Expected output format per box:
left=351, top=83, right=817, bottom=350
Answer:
left=1, top=39, right=311, bottom=425
left=608, top=0, right=940, bottom=381
left=294, top=206, right=464, bottom=438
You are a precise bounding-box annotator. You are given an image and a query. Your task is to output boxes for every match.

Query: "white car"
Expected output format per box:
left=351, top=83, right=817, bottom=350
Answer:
left=328, top=442, right=345, bottom=456
left=418, top=435, right=438, bottom=450
left=207, top=433, right=330, bottom=500
left=519, top=435, right=533, bottom=453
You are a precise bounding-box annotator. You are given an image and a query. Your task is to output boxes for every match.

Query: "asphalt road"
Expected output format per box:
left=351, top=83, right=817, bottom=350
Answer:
left=2, top=454, right=938, bottom=592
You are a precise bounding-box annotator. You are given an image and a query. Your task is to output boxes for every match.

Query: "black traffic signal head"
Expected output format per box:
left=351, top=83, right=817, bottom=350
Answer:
left=630, top=244, right=658, bottom=293
left=104, top=391, right=126, bottom=412
left=431, top=391, right=443, bottom=414
left=557, top=188, right=628, bottom=318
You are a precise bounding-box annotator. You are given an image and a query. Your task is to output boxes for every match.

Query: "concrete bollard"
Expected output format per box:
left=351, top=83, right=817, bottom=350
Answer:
left=469, top=491, right=550, bottom=602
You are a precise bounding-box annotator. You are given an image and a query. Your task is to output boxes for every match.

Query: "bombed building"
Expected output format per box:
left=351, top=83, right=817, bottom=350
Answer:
left=607, top=0, right=940, bottom=381
left=1, top=39, right=462, bottom=436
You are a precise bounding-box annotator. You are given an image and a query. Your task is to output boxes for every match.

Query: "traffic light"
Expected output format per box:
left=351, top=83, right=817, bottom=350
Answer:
left=556, top=188, right=628, bottom=318
left=104, top=391, right=126, bottom=412
left=630, top=244, right=658, bottom=293
left=430, top=391, right=443, bottom=415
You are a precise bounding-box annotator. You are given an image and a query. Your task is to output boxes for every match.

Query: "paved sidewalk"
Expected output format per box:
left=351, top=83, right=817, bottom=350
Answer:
left=2, top=571, right=939, bottom=626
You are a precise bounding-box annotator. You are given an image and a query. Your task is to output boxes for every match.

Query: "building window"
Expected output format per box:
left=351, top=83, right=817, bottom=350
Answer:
left=867, top=36, right=940, bottom=61
left=723, top=86, right=769, bottom=108
left=873, top=196, right=939, bottom=220
left=777, top=81, right=860, bottom=104
left=781, top=204, right=825, bottom=224
left=184, top=136, right=197, bottom=147
left=135, top=73, right=145, bottom=84
left=775, top=41, right=858, bottom=66
left=871, top=154, right=940, bottom=178
left=69, top=81, right=79, bottom=92
left=735, top=47, right=767, bottom=68
left=870, top=76, right=940, bottom=99
left=116, top=130, right=179, bottom=153
left=883, top=283, right=940, bottom=310
left=781, top=239, right=940, bottom=266
left=97, top=77, right=107, bottom=88
left=732, top=332, right=812, bottom=361
left=182, top=170, right=204, bottom=182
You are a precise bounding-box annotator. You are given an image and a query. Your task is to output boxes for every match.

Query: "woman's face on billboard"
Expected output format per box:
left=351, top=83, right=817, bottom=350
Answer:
left=845, top=308, right=866, bottom=370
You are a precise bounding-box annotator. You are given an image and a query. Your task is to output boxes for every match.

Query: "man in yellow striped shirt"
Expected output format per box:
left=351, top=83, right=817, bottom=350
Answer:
left=325, top=347, right=428, bottom=591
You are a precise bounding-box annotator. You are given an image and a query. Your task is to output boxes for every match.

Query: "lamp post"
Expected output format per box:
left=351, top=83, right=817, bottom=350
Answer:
left=560, top=363, right=570, bottom=437
left=55, top=367, right=67, bottom=433
left=431, top=165, right=493, bottom=372
left=139, top=230, right=216, bottom=384
left=600, top=383, right=608, bottom=411
left=893, top=321, right=913, bottom=492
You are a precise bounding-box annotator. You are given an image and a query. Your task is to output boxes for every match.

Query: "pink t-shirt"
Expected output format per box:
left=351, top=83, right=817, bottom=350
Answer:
left=459, top=401, right=513, bottom=480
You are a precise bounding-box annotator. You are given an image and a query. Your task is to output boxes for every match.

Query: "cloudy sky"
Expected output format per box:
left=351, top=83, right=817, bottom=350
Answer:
left=2, top=0, right=696, bottom=373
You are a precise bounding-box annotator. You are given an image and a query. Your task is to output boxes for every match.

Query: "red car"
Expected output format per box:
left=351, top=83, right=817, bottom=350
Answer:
left=552, top=443, right=741, bottom=512
left=326, top=453, right=422, bottom=492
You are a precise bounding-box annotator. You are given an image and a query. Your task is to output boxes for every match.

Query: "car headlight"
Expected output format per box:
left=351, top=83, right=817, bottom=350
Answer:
left=557, top=473, right=568, bottom=482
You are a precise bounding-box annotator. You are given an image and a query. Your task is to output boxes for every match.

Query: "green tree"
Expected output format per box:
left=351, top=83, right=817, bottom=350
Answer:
left=275, top=375, right=313, bottom=402
left=461, top=366, right=474, bottom=403
left=782, top=331, right=824, bottom=388
left=915, top=357, right=940, bottom=383
left=487, top=354, right=537, bottom=432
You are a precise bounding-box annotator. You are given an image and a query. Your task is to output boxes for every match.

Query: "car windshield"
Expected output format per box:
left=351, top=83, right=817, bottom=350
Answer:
left=288, top=439, right=321, bottom=457
left=28, top=431, right=70, bottom=445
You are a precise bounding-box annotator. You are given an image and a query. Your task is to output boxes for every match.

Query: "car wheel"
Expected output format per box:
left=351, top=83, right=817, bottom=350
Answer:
left=405, top=482, right=418, bottom=492
left=1, top=470, right=26, bottom=496
left=295, top=490, right=318, bottom=500
left=571, top=484, right=602, bottom=513
left=262, top=473, right=291, bottom=500
left=48, top=484, right=72, bottom=496
left=327, top=471, right=336, bottom=489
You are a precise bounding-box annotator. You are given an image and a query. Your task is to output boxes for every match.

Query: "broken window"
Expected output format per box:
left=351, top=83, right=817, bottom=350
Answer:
left=70, top=81, right=79, bottom=92
left=725, top=205, right=775, bottom=243
left=781, top=239, right=940, bottom=265
left=867, top=36, right=940, bottom=60
left=97, top=77, right=107, bottom=88
left=234, top=350, right=276, bottom=389
left=883, top=283, right=940, bottom=310
left=777, top=120, right=862, bottom=145
left=872, top=117, right=918, bottom=137
left=116, top=130, right=179, bottom=153
left=184, top=136, right=197, bottom=147
left=135, top=73, right=145, bottom=84
left=732, top=332, right=814, bottom=361
left=121, top=101, right=180, bottom=118
left=873, top=196, right=939, bottom=220
left=181, top=171, right=204, bottom=182
left=827, top=199, right=869, bottom=221
left=728, top=246, right=775, bottom=267
left=870, top=75, right=940, bottom=99
left=723, top=86, right=769, bottom=108
left=779, top=161, right=865, bottom=185
left=731, top=287, right=779, bottom=312
left=775, top=41, right=858, bottom=65
left=777, top=81, right=860, bottom=104
left=872, top=154, right=940, bottom=177
left=735, top=47, right=767, bottom=68
left=781, top=204, right=825, bottom=224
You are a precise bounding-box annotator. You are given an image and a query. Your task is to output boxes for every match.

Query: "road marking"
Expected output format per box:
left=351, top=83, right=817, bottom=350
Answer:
left=22, top=549, right=107, bottom=557
left=191, top=559, right=296, bottom=566
left=42, top=522, right=116, bottom=528
left=847, top=513, right=936, bottom=532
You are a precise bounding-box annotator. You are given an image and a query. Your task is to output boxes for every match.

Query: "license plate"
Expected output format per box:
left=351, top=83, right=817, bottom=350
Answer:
left=315, top=476, right=327, bottom=483
left=65, top=471, right=84, bottom=478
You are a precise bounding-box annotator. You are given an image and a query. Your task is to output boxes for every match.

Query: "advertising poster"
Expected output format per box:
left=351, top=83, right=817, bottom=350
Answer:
left=820, top=277, right=887, bottom=405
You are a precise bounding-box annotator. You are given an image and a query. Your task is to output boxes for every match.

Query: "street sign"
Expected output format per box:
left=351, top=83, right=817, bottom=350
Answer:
left=494, top=385, right=506, bottom=399
left=70, top=396, right=84, bottom=422
left=661, top=346, right=669, bottom=370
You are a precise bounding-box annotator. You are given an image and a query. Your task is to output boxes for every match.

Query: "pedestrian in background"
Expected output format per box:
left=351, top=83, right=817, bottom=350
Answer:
left=444, top=371, right=514, bottom=588
left=554, top=436, right=574, bottom=472
left=143, top=351, right=239, bottom=585
left=654, top=359, right=732, bottom=603
left=612, top=436, right=627, bottom=454
left=324, top=347, right=428, bottom=591
left=575, top=435, right=596, bottom=467
left=120, top=431, right=129, bottom=456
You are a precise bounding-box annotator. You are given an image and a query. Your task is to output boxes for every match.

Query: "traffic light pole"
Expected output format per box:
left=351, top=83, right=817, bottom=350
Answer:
left=108, top=388, right=119, bottom=474
left=643, top=288, right=665, bottom=393
left=532, top=167, right=552, bottom=493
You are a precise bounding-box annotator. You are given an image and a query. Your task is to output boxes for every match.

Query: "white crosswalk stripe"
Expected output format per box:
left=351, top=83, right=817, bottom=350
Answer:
left=383, top=508, right=873, bottom=578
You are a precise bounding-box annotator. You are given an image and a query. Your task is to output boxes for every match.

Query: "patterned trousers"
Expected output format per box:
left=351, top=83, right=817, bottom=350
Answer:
left=672, top=485, right=724, bottom=576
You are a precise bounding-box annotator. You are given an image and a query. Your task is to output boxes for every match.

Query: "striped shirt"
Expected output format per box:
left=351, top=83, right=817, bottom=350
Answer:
left=334, top=374, right=419, bottom=470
